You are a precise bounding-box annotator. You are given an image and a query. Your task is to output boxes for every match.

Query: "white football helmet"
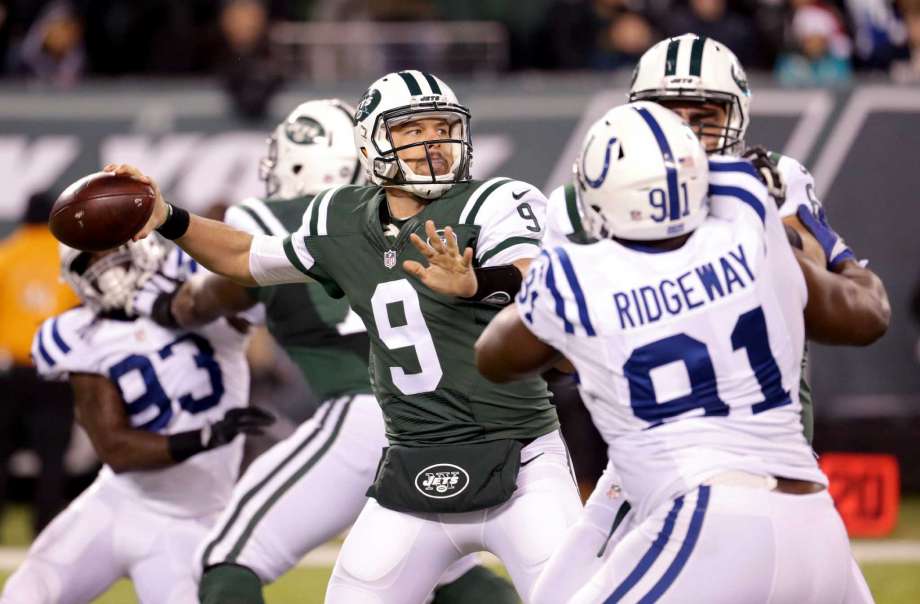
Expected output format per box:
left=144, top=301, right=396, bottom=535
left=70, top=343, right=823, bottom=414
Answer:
left=60, top=237, right=167, bottom=313
left=629, top=34, right=751, bottom=154
left=575, top=101, right=709, bottom=241
left=260, top=99, right=363, bottom=199
left=353, top=70, right=472, bottom=199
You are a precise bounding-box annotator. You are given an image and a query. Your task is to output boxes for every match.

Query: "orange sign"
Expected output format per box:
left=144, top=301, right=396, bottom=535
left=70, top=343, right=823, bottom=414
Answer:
left=819, top=453, right=900, bottom=538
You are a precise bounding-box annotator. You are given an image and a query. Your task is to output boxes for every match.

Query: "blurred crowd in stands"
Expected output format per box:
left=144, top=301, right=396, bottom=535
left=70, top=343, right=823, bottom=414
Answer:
left=1, top=0, right=918, bottom=87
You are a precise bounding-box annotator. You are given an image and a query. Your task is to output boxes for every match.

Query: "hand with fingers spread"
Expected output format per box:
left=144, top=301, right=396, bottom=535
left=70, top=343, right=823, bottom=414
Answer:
left=403, top=220, right=478, bottom=297
left=102, top=163, right=170, bottom=241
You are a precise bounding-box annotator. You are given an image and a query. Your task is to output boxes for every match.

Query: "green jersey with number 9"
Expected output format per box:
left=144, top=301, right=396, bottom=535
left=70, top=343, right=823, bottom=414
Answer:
left=280, top=178, right=558, bottom=446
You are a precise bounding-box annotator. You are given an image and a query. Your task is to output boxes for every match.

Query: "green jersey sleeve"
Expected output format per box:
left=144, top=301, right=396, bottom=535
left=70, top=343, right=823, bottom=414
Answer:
left=284, top=185, right=353, bottom=297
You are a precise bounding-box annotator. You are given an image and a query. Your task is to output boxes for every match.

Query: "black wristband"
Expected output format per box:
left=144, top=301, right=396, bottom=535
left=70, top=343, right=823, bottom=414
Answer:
left=167, top=429, right=206, bottom=462
left=151, top=289, right=180, bottom=329
left=462, top=265, right=523, bottom=305
left=156, top=203, right=190, bottom=240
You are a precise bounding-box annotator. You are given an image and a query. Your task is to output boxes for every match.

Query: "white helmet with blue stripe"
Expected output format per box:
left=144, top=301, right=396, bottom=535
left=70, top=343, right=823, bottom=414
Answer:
left=353, top=70, right=472, bottom=199
left=629, top=34, right=751, bottom=154
left=575, top=101, right=709, bottom=241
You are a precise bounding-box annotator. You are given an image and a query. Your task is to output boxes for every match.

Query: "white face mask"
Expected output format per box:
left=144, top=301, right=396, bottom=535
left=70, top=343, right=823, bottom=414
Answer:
left=64, top=239, right=167, bottom=313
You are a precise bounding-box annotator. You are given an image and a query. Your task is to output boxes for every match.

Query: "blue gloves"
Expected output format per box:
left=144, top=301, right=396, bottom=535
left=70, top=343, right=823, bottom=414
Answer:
left=795, top=205, right=855, bottom=271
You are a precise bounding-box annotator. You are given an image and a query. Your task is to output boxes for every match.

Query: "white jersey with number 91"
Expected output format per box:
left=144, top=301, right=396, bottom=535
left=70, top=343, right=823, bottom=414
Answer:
left=520, top=156, right=825, bottom=521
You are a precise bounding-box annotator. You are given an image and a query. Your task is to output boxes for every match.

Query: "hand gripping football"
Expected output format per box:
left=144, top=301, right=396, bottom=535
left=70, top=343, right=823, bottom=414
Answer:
left=49, top=171, right=156, bottom=252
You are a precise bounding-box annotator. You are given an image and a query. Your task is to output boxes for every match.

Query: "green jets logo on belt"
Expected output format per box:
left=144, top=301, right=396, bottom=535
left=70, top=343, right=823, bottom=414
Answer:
left=415, top=464, right=470, bottom=499
left=355, top=88, right=382, bottom=122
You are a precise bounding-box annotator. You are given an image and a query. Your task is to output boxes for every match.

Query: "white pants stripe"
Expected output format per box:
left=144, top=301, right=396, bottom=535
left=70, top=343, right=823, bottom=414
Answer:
left=570, top=485, right=858, bottom=604
left=604, top=486, right=709, bottom=603
left=199, top=396, right=357, bottom=576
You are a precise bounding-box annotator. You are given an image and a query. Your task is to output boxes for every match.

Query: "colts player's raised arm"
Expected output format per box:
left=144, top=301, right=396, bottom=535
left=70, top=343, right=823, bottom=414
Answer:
left=109, top=164, right=312, bottom=288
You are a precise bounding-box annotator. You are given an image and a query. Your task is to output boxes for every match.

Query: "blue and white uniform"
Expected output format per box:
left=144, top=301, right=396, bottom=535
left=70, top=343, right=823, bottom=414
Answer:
left=523, top=158, right=854, bottom=603
left=1, top=248, right=250, bottom=604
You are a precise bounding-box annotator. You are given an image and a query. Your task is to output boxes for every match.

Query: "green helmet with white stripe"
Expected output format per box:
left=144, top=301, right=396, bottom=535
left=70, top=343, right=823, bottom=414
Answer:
left=260, top=99, right=363, bottom=200
left=353, top=70, right=472, bottom=200
left=629, top=34, right=751, bottom=154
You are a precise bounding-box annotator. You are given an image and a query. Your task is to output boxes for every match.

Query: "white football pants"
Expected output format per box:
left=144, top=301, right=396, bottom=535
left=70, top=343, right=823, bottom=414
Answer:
left=197, top=394, right=484, bottom=593
left=325, top=429, right=584, bottom=604
left=0, top=476, right=210, bottom=604
left=532, top=460, right=634, bottom=604
left=570, top=481, right=867, bottom=604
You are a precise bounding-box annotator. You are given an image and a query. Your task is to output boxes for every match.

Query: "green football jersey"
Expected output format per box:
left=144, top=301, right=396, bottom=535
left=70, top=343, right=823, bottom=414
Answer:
left=281, top=178, right=559, bottom=446
left=546, top=180, right=816, bottom=442
left=225, top=196, right=370, bottom=401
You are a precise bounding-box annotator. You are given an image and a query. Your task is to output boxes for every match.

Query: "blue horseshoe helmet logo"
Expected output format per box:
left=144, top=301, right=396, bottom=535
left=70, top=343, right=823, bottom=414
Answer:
left=581, top=135, right=619, bottom=189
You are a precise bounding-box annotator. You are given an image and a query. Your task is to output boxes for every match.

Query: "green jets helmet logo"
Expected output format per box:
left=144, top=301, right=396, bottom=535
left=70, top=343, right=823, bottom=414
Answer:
left=355, top=88, right=382, bottom=122
left=285, top=116, right=326, bottom=145
left=731, top=63, right=749, bottom=95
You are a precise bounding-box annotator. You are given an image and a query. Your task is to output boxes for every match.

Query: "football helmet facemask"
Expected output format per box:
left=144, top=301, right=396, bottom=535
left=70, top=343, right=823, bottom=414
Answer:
left=260, top=99, right=363, bottom=199
left=629, top=34, right=751, bottom=155
left=354, top=70, right=472, bottom=199
left=60, top=237, right=168, bottom=313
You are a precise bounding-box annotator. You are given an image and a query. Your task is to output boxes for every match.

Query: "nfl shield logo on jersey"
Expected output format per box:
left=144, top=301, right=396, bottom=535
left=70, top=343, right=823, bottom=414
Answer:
left=384, top=249, right=397, bottom=269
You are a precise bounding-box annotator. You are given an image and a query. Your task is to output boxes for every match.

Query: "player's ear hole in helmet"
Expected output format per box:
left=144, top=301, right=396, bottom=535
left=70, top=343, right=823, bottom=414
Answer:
left=628, top=34, right=750, bottom=155
left=353, top=70, right=472, bottom=200
left=59, top=237, right=168, bottom=313
left=259, top=98, right=363, bottom=199
left=574, top=101, right=709, bottom=244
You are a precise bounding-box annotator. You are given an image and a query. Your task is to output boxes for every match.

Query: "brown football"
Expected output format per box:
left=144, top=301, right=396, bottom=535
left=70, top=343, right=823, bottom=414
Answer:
left=49, top=172, right=156, bottom=252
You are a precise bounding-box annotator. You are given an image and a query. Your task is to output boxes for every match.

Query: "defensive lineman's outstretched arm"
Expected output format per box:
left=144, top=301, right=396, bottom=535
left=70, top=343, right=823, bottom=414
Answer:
left=72, top=373, right=273, bottom=473
left=165, top=273, right=257, bottom=329
left=794, top=249, right=890, bottom=346
left=790, top=203, right=890, bottom=345
left=475, top=304, right=561, bottom=383
left=108, top=164, right=259, bottom=286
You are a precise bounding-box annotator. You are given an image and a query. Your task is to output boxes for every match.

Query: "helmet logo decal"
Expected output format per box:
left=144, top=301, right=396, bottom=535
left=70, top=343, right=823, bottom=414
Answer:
left=730, top=63, right=749, bottom=94
left=285, top=116, right=326, bottom=145
left=355, top=88, right=382, bottom=122
left=581, top=135, right=619, bottom=189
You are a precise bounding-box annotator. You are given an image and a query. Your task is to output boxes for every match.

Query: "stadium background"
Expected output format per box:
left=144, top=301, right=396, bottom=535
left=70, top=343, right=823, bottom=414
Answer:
left=1, top=0, right=919, bottom=602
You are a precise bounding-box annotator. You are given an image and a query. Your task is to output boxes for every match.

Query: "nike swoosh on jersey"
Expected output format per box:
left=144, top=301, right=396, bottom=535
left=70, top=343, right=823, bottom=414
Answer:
left=512, top=189, right=530, bottom=200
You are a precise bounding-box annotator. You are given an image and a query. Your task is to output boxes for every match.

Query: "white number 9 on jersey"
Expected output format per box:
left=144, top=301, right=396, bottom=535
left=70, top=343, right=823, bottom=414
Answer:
left=370, top=279, right=444, bottom=395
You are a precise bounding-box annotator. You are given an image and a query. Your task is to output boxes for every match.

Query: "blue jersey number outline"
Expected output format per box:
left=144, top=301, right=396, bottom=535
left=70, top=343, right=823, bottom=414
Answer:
left=625, top=306, right=790, bottom=424
left=108, top=333, right=225, bottom=431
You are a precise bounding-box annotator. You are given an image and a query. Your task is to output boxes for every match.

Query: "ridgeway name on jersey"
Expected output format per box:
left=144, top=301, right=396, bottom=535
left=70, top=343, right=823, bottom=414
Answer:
left=281, top=178, right=558, bottom=446
left=543, top=149, right=824, bottom=442
left=520, top=157, right=825, bottom=520
left=31, top=281, right=249, bottom=517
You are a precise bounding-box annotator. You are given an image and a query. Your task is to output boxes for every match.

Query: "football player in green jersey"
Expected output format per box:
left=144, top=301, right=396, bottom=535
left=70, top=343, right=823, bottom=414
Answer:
left=136, top=99, right=519, bottom=603
left=115, top=71, right=582, bottom=603
left=530, top=34, right=889, bottom=604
